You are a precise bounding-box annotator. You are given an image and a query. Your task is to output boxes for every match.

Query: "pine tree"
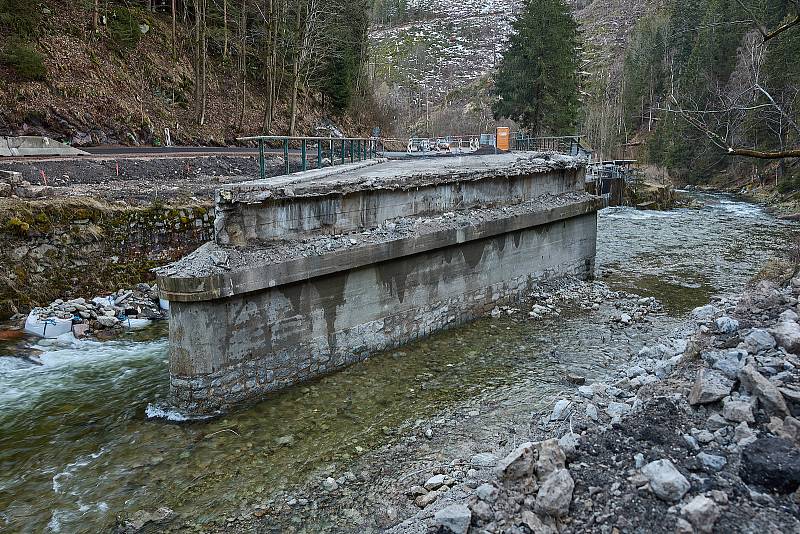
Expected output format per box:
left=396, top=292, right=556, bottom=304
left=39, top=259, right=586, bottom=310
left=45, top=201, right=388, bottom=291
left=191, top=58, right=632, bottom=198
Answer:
left=491, top=0, right=580, bottom=135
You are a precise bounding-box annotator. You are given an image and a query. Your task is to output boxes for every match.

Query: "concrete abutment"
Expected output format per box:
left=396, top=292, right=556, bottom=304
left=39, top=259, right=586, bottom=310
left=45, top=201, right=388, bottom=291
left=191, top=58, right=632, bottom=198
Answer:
left=157, top=154, right=601, bottom=417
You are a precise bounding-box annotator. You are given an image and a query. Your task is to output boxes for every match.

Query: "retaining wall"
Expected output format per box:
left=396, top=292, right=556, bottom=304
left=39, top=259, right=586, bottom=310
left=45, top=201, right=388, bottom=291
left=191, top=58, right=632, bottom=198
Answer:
left=0, top=196, right=214, bottom=319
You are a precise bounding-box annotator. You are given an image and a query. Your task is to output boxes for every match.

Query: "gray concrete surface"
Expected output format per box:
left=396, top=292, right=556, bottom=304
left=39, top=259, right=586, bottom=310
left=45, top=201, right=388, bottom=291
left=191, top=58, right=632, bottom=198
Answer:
left=158, top=152, right=599, bottom=416
left=1, top=136, right=89, bottom=157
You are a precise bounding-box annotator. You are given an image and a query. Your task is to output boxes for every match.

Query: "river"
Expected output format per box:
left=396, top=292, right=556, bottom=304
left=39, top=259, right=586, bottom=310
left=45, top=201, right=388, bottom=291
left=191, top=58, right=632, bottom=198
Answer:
left=0, top=193, right=796, bottom=533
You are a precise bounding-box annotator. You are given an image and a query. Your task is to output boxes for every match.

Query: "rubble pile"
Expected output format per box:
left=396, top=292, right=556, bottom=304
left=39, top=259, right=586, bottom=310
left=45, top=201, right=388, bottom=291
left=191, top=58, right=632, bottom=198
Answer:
left=388, top=277, right=800, bottom=533
left=26, top=283, right=165, bottom=337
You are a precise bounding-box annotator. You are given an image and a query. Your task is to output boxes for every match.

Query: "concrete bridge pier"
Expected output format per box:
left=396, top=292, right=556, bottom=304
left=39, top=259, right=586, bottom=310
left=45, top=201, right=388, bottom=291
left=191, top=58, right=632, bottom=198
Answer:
left=156, top=154, right=601, bottom=417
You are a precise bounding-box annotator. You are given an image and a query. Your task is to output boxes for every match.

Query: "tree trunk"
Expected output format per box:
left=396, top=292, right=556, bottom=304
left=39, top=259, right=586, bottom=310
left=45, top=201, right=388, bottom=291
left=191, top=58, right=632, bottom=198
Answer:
left=193, top=0, right=207, bottom=126
left=93, top=0, right=99, bottom=32
left=238, top=0, right=247, bottom=130
left=289, top=62, right=299, bottom=136
left=171, top=0, right=177, bottom=59
left=200, top=0, right=207, bottom=126
left=223, top=0, right=229, bottom=59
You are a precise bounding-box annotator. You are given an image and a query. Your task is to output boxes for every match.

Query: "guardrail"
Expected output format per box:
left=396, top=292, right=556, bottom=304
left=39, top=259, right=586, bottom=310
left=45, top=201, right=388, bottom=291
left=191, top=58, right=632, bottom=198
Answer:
left=407, top=135, right=481, bottom=154
left=237, top=135, right=379, bottom=179
left=512, top=134, right=584, bottom=154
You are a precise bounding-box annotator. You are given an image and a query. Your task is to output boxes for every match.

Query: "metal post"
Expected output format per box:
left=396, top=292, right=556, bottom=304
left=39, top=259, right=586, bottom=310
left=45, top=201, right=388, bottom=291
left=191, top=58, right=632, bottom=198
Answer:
left=350, top=140, right=354, bottom=163
left=341, top=139, right=345, bottom=165
left=363, top=140, right=368, bottom=160
left=283, top=139, right=289, bottom=174
left=317, top=140, right=323, bottom=168
left=258, top=139, right=265, bottom=180
left=301, top=140, right=307, bottom=172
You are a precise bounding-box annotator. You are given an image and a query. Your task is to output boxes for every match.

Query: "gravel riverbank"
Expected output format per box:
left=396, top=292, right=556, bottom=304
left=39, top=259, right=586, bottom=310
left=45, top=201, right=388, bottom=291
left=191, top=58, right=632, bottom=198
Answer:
left=158, top=273, right=800, bottom=534
left=383, top=276, right=800, bottom=533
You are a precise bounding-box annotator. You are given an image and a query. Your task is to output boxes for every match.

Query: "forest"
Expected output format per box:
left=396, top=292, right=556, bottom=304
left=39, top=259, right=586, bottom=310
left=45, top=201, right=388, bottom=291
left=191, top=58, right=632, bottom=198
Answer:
left=621, top=0, right=800, bottom=182
left=0, top=0, right=372, bottom=142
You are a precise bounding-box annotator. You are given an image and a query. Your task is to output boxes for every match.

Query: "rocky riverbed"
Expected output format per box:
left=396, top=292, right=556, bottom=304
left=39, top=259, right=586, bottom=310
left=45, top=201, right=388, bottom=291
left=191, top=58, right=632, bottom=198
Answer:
left=157, top=273, right=800, bottom=534
left=2, top=194, right=797, bottom=534
left=352, top=277, right=800, bottom=533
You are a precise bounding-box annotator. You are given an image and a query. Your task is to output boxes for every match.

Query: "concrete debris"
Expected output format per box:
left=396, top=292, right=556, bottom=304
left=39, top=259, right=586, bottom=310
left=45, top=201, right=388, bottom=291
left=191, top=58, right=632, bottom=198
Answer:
left=688, top=369, right=733, bottom=405
left=641, top=459, right=691, bottom=502
left=433, top=504, right=471, bottom=534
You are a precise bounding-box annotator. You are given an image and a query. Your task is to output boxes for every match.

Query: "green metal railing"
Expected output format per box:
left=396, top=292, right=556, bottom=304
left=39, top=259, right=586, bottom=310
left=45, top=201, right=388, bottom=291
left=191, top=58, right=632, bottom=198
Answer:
left=237, top=135, right=379, bottom=180
left=511, top=134, right=585, bottom=154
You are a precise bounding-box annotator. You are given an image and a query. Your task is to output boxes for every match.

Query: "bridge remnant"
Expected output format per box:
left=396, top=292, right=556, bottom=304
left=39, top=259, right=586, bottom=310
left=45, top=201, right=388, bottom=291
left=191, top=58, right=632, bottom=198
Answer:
left=156, top=153, right=601, bottom=417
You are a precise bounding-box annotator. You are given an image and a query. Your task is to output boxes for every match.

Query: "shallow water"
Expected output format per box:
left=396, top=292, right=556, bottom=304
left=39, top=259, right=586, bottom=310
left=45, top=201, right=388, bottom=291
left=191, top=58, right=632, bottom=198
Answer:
left=0, top=193, right=796, bottom=532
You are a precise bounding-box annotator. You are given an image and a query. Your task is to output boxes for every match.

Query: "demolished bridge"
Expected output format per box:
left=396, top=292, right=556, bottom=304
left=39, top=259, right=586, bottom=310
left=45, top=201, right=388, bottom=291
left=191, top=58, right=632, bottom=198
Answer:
left=156, top=153, right=602, bottom=417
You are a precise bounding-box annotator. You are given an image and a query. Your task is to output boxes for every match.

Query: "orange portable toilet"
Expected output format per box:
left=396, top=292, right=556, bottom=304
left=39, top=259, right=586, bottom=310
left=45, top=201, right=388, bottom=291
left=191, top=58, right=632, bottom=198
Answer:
left=496, top=127, right=510, bottom=151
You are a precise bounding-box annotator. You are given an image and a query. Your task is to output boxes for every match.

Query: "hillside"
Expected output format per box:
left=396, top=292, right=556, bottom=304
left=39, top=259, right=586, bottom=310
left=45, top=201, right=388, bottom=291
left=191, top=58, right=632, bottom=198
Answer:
left=368, top=0, right=655, bottom=143
left=0, top=1, right=373, bottom=146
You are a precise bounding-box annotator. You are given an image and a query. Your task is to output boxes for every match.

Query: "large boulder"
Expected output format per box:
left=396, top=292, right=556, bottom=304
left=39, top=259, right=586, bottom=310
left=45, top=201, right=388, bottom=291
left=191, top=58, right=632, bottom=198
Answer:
left=534, top=469, right=574, bottom=517
left=641, top=459, right=690, bottom=502
left=688, top=369, right=733, bottom=405
left=770, top=321, right=800, bottom=354
left=738, top=365, right=789, bottom=416
left=740, top=437, right=800, bottom=493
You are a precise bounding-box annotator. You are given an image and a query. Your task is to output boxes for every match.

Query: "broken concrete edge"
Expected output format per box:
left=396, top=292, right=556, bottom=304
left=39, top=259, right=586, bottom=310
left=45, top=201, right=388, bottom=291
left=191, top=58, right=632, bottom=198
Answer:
left=0, top=136, right=90, bottom=157
left=156, top=196, right=604, bottom=302
left=218, top=153, right=585, bottom=204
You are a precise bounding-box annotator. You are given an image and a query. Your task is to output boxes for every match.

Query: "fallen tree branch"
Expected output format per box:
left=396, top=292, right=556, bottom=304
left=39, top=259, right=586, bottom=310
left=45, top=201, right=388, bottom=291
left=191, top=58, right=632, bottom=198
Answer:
left=736, top=0, right=800, bottom=42
left=724, top=147, right=800, bottom=159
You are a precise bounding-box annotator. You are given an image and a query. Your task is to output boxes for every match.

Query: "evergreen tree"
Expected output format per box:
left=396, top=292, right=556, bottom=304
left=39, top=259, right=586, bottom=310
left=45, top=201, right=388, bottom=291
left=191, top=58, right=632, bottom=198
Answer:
left=491, top=0, right=579, bottom=135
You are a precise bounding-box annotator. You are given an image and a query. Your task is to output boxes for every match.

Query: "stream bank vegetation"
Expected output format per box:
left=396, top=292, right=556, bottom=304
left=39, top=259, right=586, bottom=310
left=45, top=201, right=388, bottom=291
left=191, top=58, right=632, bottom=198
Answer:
left=619, top=0, right=800, bottom=209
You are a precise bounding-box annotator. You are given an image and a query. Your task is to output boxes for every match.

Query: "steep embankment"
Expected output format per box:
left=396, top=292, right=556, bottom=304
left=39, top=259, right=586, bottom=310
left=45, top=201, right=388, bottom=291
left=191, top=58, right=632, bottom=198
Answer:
left=0, top=2, right=361, bottom=146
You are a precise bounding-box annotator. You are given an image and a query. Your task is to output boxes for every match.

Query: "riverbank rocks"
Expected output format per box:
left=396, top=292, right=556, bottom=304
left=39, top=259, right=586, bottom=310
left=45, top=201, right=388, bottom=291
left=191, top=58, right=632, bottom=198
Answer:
left=703, top=349, right=745, bottom=380
left=550, top=399, right=572, bottom=421
left=744, top=329, right=776, bottom=354
left=495, top=442, right=536, bottom=479
left=377, top=277, right=800, bottom=534
left=680, top=495, right=720, bottom=533
left=533, top=439, right=566, bottom=478
left=722, top=399, right=754, bottom=422
left=740, top=437, right=800, bottom=493
left=641, top=459, right=690, bottom=502
left=715, top=316, right=739, bottom=334
left=689, top=369, right=733, bottom=405
left=738, top=365, right=789, bottom=416
left=692, top=304, right=719, bottom=320
left=697, top=452, right=727, bottom=472
left=534, top=469, right=574, bottom=517
left=434, top=504, right=471, bottom=534
left=470, top=452, right=499, bottom=468
left=770, top=321, right=800, bottom=354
